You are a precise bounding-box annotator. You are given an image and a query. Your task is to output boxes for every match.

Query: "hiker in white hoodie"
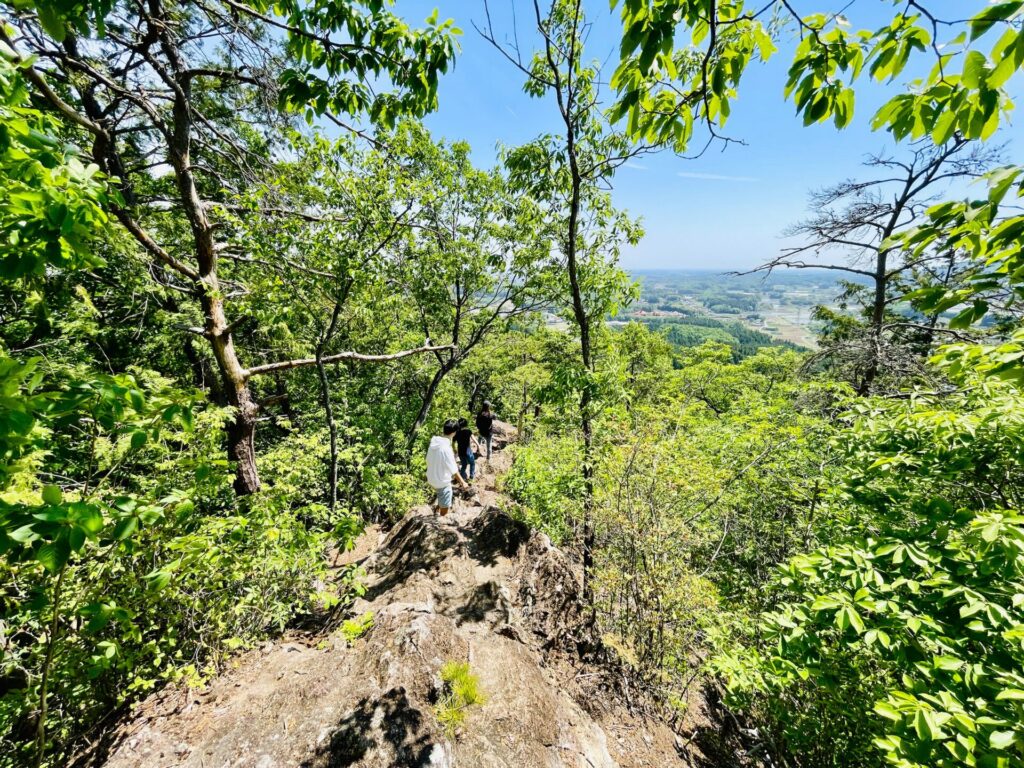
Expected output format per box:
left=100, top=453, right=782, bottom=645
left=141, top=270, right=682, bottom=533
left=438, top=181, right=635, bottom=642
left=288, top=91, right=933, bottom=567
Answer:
left=427, top=419, right=471, bottom=516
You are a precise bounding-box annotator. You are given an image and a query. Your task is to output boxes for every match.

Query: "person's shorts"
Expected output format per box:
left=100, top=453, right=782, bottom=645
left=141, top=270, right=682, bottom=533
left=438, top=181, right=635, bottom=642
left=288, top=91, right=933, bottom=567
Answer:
left=435, top=485, right=453, bottom=508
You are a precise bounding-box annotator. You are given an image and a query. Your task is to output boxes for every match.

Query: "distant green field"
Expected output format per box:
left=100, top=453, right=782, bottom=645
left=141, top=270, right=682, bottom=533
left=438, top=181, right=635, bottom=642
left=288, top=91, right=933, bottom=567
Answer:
left=621, top=316, right=805, bottom=361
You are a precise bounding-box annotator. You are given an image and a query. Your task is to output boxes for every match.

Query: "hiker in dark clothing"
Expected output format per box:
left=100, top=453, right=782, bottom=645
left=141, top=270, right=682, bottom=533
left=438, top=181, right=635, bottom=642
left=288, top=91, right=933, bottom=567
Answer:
left=475, top=401, right=495, bottom=461
left=453, top=417, right=479, bottom=481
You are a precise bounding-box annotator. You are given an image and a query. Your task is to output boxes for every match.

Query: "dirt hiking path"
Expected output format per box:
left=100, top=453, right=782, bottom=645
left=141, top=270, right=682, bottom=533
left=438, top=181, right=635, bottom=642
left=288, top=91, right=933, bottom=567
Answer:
left=91, top=428, right=689, bottom=768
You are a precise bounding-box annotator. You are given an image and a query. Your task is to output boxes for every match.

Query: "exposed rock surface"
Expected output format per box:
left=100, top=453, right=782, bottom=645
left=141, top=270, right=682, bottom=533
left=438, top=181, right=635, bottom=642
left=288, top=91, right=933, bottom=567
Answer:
left=90, top=429, right=688, bottom=768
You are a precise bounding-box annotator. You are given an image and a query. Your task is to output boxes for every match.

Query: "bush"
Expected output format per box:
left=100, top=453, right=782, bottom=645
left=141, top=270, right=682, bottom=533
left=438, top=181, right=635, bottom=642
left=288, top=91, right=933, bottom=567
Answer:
left=434, top=661, right=486, bottom=739
left=718, top=371, right=1024, bottom=768
left=0, top=396, right=338, bottom=767
left=502, top=437, right=585, bottom=545
left=341, top=611, right=374, bottom=644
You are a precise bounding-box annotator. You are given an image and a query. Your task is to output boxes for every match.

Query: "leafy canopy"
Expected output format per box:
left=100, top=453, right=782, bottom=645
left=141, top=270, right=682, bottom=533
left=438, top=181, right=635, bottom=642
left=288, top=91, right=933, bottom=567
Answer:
left=610, top=1, right=1024, bottom=149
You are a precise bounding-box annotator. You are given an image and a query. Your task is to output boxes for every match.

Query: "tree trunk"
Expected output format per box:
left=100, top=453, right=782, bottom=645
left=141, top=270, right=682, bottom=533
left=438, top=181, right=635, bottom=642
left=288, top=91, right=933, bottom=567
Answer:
left=858, top=249, right=889, bottom=396
left=206, top=295, right=261, bottom=495
left=560, top=93, right=598, bottom=599
left=53, top=25, right=264, bottom=492
left=564, top=159, right=597, bottom=602
left=158, top=23, right=264, bottom=495
left=467, top=379, right=481, bottom=414
left=580, top=392, right=595, bottom=598
left=225, top=386, right=261, bottom=496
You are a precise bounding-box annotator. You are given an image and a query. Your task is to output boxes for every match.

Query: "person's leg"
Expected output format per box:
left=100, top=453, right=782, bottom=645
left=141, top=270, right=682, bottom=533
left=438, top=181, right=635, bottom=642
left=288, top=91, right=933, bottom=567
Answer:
left=467, top=450, right=476, bottom=480
left=459, top=455, right=469, bottom=481
left=486, top=434, right=492, bottom=459
left=436, top=485, right=453, bottom=516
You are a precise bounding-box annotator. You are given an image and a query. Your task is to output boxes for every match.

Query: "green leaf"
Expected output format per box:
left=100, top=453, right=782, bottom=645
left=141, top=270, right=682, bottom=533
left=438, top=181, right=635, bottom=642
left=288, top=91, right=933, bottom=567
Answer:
left=874, top=700, right=902, bottom=721
left=840, top=605, right=865, bottom=634
left=914, top=709, right=943, bottom=741
left=130, top=430, right=147, bottom=450
left=931, top=109, right=957, bottom=145
left=111, top=516, right=138, bottom=541
left=68, top=526, right=86, bottom=552
left=129, top=389, right=145, bottom=411
left=32, top=508, right=67, bottom=523
left=962, top=51, right=989, bottom=88
left=9, top=525, right=37, bottom=544
left=146, top=570, right=172, bottom=592
left=36, top=539, right=69, bottom=573
left=950, top=299, right=989, bottom=329
left=36, top=4, right=68, bottom=42
left=933, top=655, right=962, bottom=672
left=990, top=730, right=1018, bottom=750
left=76, top=507, right=105, bottom=535
left=970, top=2, right=1023, bottom=41
left=812, top=595, right=842, bottom=611
left=42, top=484, right=63, bottom=505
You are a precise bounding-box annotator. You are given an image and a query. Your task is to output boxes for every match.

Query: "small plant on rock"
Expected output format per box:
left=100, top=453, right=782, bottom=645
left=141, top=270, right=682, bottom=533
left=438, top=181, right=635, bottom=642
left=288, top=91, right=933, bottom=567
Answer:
left=434, top=661, right=486, bottom=739
left=340, top=612, right=374, bottom=645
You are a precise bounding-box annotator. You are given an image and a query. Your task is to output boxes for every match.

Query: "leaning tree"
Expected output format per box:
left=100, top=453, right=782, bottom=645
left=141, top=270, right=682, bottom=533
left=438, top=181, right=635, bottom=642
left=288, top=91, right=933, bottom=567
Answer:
left=752, top=139, right=998, bottom=394
left=0, top=0, right=458, bottom=493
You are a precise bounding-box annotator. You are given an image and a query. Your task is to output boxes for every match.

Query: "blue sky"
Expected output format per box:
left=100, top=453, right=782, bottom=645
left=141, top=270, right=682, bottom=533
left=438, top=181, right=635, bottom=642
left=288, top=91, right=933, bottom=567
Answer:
left=414, top=1, right=1022, bottom=270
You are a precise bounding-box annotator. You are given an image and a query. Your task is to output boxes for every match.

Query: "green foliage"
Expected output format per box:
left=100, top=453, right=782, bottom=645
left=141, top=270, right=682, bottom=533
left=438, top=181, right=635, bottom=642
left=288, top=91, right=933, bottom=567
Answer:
left=611, top=0, right=775, bottom=150
left=272, top=1, right=461, bottom=127
left=0, top=14, right=360, bottom=764
left=719, top=348, right=1024, bottom=768
left=434, top=660, right=486, bottom=739
left=510, top=328, right=840, bottom=704
left=611, top=2, right=1024, bottom=150
left=503, top=437, right=585, bottom=545
left=341, top=611, right=374, bottom=644
left=1, top=2, right=1022, bottom=767
left=0, top=378, right=336, bottom=766
left=629, top=316, right=802, bottom=361
left=0, top=44, right=110, bottom=280
left=904, top=167, right=1024, bottom=344
left=14, top=0, right=460, bottom=129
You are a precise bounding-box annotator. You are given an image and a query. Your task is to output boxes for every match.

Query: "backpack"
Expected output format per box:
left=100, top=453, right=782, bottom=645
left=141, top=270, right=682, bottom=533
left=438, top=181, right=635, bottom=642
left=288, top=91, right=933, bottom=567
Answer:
left=475, top=411, right=494, bottom=436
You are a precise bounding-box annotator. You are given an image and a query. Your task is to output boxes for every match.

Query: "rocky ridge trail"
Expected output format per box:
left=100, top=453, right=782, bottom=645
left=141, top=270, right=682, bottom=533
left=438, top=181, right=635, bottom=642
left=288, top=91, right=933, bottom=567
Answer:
left=88, top=427, right=694, bottom=768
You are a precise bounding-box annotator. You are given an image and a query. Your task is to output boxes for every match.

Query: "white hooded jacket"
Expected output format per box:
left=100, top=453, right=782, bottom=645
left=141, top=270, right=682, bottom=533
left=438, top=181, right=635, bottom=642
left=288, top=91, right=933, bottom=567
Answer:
left=426, top=435, right=459, bottom=489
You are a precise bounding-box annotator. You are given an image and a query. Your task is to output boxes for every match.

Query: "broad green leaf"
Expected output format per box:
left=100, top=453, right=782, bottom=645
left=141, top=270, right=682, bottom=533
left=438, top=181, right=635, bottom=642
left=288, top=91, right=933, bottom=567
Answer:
left=41, top=484, right=63, bottom=505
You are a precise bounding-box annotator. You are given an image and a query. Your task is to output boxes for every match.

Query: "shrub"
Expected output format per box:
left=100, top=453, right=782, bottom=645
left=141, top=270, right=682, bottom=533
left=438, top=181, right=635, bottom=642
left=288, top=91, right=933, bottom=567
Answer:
left=0, top=396, right=338, bottom=767
left=341, top=611, right=374, bottom=644
left=719, top=372, right=1024, bottom=768
left=434, top=661, right=486, bottom=739
left=502, top=438, right=585, bottom=545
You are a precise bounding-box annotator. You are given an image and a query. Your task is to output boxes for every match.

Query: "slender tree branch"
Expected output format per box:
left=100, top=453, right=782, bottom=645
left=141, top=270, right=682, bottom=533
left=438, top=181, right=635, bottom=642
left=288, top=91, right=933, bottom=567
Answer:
left=244, top=344, right=455, bottom=379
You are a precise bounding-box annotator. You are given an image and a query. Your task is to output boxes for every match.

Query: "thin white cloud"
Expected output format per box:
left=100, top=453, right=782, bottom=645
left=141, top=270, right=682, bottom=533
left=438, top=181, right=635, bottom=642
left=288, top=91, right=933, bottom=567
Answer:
left=625, top=161, right=648, bottom=170
left=677, top=171, right=759, bottom=182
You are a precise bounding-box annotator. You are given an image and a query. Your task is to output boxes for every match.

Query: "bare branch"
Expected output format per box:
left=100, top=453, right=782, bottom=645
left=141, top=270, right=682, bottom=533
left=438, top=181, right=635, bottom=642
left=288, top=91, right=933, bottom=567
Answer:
left=244, top=344, right=455, bottom=379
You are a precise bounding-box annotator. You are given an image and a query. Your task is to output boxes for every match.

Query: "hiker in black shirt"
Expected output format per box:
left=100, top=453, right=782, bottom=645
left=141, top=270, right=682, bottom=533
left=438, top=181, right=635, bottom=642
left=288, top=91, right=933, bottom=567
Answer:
left=453, top=418, right=480, bottom=481
left=475, top=401, right=495, bottom=461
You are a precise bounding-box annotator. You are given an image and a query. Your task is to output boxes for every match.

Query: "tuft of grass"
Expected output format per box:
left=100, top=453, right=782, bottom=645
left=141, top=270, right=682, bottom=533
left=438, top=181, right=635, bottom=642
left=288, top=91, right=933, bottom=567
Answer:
left=434, top=660, right=486, bottom=738
left=340, top=611, right=374, bottom=644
